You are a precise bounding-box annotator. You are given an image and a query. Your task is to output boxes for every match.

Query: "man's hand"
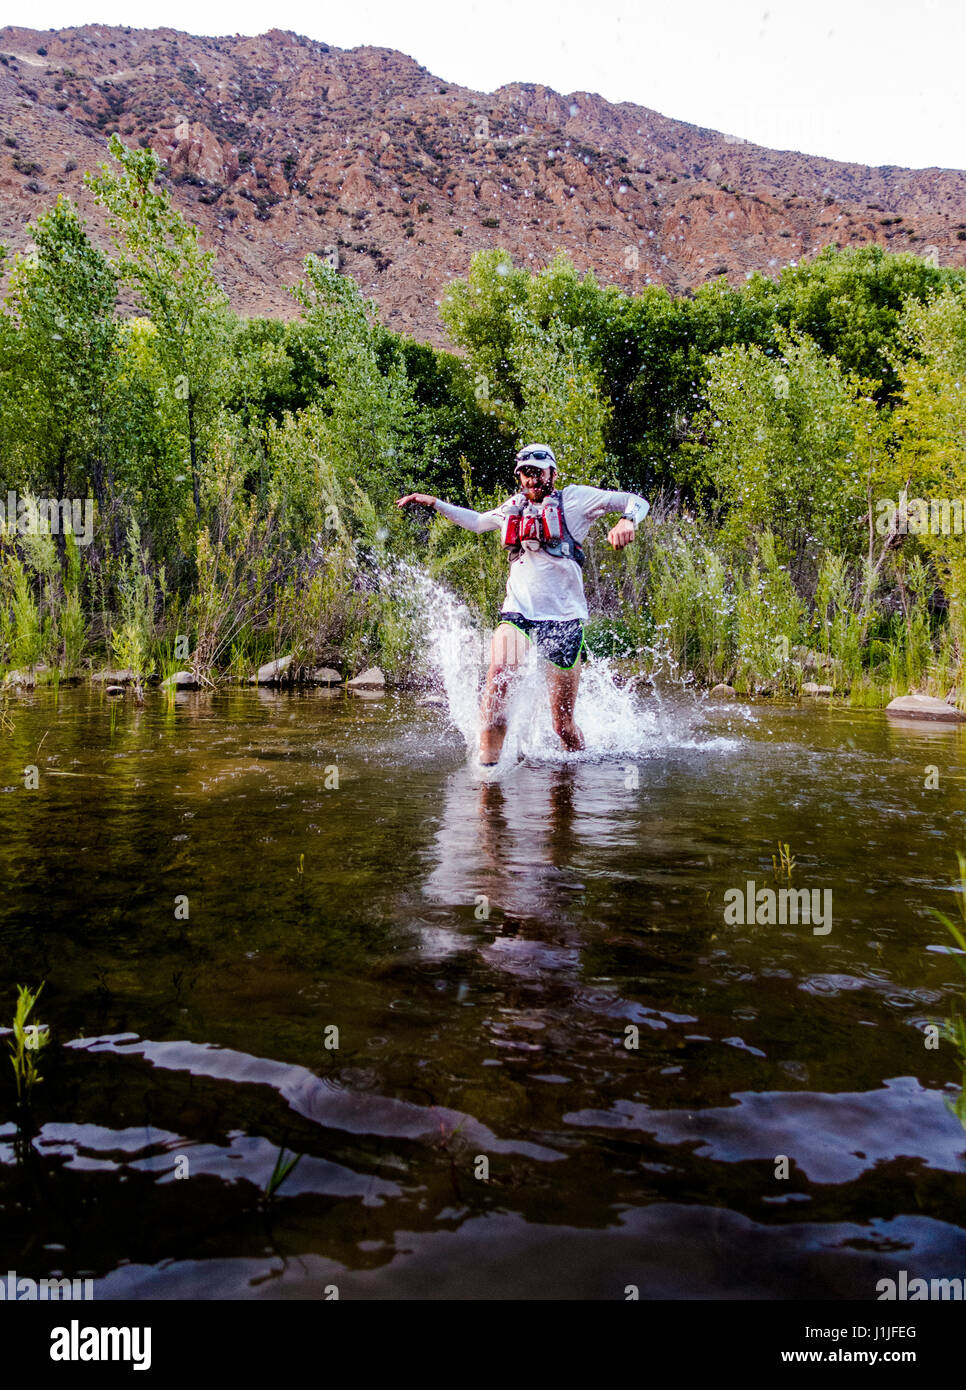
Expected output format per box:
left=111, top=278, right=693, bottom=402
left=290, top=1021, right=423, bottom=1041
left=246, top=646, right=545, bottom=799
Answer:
left=396, top=493, right=437, bottom=510
left=607, top=519, right=635, bottom=550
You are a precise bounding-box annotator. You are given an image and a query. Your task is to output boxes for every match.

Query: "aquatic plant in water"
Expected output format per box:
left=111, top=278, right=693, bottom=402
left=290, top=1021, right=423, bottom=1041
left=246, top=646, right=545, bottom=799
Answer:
left=262, top=1145, right=302, bottom=1202
left=7, top=982, right=49, bottom=1103
left=772, top=842, right=796, bottom=880
left=933, top=855, right=966, bottom=1129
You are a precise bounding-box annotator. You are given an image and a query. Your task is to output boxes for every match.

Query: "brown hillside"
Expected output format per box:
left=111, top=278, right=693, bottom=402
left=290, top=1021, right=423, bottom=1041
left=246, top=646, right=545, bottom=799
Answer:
left=2, top=24, right=965, bottom=347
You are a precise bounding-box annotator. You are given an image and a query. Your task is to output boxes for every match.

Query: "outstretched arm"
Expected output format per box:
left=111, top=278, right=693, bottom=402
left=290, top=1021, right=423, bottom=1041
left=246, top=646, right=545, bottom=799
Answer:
left=395, top=493, right=506, bottom=534
left=396, top=492, right=438, bottom=510
left=565, top=487, right=649, bottom=550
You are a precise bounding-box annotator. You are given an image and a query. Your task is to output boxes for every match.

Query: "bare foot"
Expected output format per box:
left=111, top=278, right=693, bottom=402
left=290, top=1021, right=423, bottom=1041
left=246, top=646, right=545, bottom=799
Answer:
left=557, top=724, right=585, bottom=752
left=479, top=722, right=507, bottom=765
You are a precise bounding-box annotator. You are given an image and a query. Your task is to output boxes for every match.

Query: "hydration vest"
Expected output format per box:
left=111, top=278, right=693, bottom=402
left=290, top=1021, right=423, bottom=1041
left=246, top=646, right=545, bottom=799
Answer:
left=500, top=490, right=585, bottom=569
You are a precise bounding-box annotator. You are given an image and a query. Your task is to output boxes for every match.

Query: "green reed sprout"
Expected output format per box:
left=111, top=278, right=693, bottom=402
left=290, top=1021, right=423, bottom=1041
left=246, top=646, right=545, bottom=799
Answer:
left=263, top=1145, right=302, bottom=1201
left=8, top=982, right=49, bottom=1102
left=932, top=854, right=966, bottom=1129
left=772, top=841, right=796, bottom=880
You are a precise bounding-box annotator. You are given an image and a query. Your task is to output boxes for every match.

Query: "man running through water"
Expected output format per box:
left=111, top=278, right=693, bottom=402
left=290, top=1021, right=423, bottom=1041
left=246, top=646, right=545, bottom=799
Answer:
left=397, top=444, right=649, bottom=765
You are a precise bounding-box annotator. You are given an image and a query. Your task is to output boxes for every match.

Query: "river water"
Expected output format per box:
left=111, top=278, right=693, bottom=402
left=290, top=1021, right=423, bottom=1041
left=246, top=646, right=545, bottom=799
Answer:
left=2, top=641, right=966, bottom=1298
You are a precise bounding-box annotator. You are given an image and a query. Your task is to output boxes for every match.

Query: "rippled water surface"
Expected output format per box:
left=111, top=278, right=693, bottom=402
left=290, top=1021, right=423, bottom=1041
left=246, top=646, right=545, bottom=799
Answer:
left=2, top=676, right=966, bottom=1299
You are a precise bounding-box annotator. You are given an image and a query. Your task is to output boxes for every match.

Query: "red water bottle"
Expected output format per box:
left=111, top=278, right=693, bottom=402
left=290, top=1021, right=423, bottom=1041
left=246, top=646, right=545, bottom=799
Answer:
left=541, top=502, right=562, bottom=543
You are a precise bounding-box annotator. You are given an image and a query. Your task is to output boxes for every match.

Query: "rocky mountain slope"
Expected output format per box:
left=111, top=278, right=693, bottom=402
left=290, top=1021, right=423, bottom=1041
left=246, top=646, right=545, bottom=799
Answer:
left=2, top=24, right=965, bottom=346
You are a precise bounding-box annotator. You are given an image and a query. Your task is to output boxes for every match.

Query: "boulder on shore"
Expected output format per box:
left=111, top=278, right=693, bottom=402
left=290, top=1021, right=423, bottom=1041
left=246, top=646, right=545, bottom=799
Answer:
left=4, top=668, right=35, bottom=688
left=886, top=693, right=966, bottom=722
left=92, top=668, right=137, bottom=684
left=4, top=668, right=83, bottom=688
left=347, top=667, right=386, bottom=691
left=252, top=655, right=294, bottom=685
left=802, top=682, right=833, bottom=696
left=162, top=671, right=199, bottom=689
left=709, top=683, right=737, bottom=700
left=308, top=666, right=342, bottom=685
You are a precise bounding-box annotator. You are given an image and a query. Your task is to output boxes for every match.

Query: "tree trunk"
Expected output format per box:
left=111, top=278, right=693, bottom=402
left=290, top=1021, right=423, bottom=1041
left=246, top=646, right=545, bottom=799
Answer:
left=54, top=442, right=67, bottom=566
left=188, top=393, right=201, bottom=521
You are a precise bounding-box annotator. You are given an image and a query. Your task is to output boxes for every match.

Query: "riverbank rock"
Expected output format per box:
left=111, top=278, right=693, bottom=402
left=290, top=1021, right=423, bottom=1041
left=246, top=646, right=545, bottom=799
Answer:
left=92, top=668, right=137, bottom=684
left=308, top=666, right=342, bottom=685
left=418, top=693, right=448, bottom=707
left=252, top=655, right=294, bottom=685
left=802, top=682, right=833, bottom=696
left=106, top=685, right=125, bottom=697
left=709, top=683, right=737, bottom=700
left=886, top=693, right=966, bottom=722
left=3, top=668, right=84, bottom=688
left=4, top=668, right=35, bottom=688
left=347, top=667, right=386, bottom=691
left=161, top=671, right=199, bottom=689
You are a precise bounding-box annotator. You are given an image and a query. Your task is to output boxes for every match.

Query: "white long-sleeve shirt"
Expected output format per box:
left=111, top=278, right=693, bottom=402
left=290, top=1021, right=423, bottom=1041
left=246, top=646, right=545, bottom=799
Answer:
left=434, top=485, right=647, bottom=622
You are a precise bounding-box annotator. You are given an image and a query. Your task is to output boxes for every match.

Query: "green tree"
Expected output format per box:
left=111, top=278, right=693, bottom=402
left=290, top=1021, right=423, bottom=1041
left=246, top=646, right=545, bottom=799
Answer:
left=292, top=255, right=422, bottom=506
left=0, top=197, right=117, bottom=509
left=754, top=244, right=964, bottom=402
left=507, top=317, right=613, bottom=483
left=86, top=135, right=231, bottom=520
left=439, top=248, right=532, bottom=408
left=440, top=250, right=616, bottom=482
left=394, top=338, right=507, bottom=498
left=693, top=330, right=886, bottom=582
left=893, top=285, right=966, bottom=685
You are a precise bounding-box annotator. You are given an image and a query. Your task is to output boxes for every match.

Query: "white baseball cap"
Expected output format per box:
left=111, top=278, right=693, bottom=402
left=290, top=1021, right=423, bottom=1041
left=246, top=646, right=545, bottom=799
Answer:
left=514, top=444, right=557, bottom=470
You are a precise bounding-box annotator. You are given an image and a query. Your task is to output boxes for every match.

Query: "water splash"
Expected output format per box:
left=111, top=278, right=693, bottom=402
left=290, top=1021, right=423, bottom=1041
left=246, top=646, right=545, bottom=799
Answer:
left=391, top=562, right=487, bottom=746
left=389, top=562, right=741, bottom=763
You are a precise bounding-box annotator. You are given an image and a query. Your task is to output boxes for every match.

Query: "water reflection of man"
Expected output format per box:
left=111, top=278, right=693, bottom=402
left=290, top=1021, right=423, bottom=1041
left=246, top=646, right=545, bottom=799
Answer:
left=425, top=764, right=583, bottom=969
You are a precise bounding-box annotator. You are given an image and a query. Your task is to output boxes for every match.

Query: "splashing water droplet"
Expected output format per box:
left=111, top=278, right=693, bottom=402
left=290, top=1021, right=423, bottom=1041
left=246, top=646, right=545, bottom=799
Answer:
left=387, top=564, right=742, bottom=764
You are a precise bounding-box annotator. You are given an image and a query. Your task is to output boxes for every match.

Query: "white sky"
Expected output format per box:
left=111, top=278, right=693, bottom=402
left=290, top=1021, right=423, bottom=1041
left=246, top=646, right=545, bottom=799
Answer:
left=9, top=0, right=965, bottom=170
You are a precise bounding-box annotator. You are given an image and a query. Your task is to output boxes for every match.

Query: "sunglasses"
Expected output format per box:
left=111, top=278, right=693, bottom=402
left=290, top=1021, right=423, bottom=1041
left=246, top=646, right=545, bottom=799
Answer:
left=515, top=449, right=554, bottom=463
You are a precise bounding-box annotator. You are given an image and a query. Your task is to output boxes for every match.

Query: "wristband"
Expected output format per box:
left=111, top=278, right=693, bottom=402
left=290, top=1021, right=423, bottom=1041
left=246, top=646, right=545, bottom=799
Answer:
left=623, top=497, right=649, bottom=525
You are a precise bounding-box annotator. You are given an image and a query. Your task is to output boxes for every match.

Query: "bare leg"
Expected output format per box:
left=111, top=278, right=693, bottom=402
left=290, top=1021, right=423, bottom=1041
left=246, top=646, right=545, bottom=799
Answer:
left=479, top=623, right=529, bottom=764
left=546, top=661, right=585, bottom=752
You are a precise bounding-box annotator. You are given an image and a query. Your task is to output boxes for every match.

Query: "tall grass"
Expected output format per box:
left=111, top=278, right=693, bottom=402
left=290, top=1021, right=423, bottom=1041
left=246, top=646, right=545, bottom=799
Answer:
left=650, top=532, right=732, bottom=683
left=932, top=855, right=966, bottom=1130
left=0, top=552, right=45, bottom=670
left=110, top=518, right=157, bottom=692
left=732, top=532, right=803, bottom=694
left=0, top=465, right=960, bottom=697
